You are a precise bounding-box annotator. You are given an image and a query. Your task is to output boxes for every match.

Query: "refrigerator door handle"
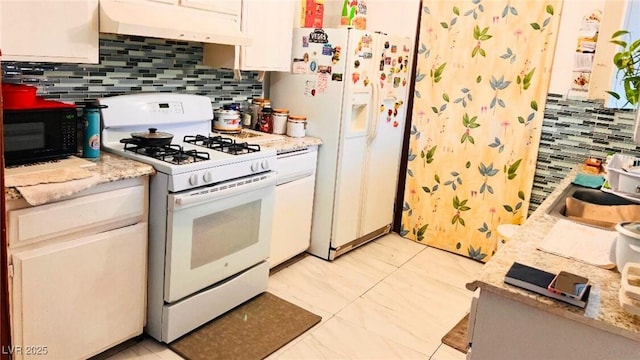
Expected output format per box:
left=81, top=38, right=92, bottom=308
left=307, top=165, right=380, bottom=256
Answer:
left=367, top=81, right=381, bottom=144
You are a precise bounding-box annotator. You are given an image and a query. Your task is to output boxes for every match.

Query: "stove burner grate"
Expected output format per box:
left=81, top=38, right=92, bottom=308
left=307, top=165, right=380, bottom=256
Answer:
left=123, top=142, right=210, bottom=164
left=183, top=134, right=261, bottom=155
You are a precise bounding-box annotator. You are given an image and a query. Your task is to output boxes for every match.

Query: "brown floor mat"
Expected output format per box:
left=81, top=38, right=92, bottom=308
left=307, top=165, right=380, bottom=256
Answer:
left=169, top=292, right=321, bottom=360
left=441, top=313, right=470, bottom=354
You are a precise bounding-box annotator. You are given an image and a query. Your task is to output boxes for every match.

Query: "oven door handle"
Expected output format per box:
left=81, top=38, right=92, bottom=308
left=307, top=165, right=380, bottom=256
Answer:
left=171, top=172, right=276, bottom=209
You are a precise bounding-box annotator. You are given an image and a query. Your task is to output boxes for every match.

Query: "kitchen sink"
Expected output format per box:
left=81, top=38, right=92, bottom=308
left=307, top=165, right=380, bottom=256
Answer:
left=545, top=184, right=640, bottom=229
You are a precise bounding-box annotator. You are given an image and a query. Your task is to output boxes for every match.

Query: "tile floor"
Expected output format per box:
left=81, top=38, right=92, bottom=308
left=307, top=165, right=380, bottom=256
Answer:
left=105, top=232, right=484, bottom=359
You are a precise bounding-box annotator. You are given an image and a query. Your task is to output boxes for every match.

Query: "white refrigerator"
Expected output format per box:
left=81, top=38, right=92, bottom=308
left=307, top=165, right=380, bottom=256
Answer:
left=270, top=28, right=413, bottom=260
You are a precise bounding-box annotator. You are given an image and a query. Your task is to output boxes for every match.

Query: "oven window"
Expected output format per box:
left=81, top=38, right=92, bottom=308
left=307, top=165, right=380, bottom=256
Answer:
left=4, top=122, right=45, bottom=151
left=190, top=200, right=261, bottom=269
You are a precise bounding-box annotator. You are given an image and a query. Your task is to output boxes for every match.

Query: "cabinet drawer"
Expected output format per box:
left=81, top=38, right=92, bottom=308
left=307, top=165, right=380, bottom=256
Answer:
left=8, top=185, right=145, bottom=248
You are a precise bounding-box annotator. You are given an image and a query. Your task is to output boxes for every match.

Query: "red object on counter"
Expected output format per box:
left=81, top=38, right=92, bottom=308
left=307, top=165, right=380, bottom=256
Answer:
left=2, top=83, right=75, bottom=110
left=258, top=107, right=274, bottom=133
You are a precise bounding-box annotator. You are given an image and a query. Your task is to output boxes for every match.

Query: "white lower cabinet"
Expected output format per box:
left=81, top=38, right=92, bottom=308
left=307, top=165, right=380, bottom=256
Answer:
left=270, top=175, right=316, bottom=267
left=7, top=178, right=149, bottom=360
left=269, top=149, right=318, bottom=268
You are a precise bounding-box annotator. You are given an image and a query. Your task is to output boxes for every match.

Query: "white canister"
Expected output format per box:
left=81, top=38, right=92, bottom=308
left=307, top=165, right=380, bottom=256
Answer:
left=272, top=109, right=289, bottom=135
left=613, top=222, right=640, bottom=271
left=287, top=115, right=307, bottom=137
left=213, top=109, right=241, bottom=131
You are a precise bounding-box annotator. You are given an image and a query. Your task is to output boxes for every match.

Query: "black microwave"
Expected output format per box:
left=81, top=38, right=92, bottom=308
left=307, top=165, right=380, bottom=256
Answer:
left=3, top=101, right=78, bottom=166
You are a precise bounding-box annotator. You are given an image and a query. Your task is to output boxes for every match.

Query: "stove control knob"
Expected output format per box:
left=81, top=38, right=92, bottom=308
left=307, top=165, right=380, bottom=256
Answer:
left=251, top=161, right=259, bottom=172
left=203, top=172, right=214, bottom=183
left=261, top=160, right=270, bottom=170
left=189, top=174, right=199, bottom=186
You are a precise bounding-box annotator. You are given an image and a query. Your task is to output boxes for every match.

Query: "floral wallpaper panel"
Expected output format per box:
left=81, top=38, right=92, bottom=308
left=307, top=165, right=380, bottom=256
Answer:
left=401, top=0, right=563, bottom=261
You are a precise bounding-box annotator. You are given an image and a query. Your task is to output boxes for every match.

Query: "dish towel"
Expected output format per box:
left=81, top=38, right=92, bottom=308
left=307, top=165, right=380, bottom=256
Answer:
left=15, top=174, right=102, bottom=206
left=537, top=219, right=616, bottom=269
left=572, top=173, right=605, bottom=189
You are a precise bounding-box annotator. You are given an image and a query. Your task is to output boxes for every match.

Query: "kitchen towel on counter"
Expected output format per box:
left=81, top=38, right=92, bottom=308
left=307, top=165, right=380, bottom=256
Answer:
left=537, top=219, right=616, bottom=269
left=5, top=166, right=94, bottom=187
left=5, top=156, right=97, bottom=187
left=572, top=173, right=605, bottom=189
left=15, top=174, right=102, bottom=206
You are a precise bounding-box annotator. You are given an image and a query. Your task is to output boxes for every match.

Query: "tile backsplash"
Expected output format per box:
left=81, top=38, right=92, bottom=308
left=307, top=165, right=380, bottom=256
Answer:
left=1, top=34, right=263, bottom=108
left=531, top=94, right=640, bottom=212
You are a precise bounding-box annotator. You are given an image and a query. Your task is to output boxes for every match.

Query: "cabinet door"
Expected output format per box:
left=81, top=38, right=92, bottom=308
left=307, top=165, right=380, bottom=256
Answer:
left=241, top=0, right=294, bottom=71
left=10, top=223, right=147, bottom=360
left=270, top=175, right=315, bottom=268
left=0, top=0, right=99, bottom=63
left=180, top=0, right=241, bottom=15
left=202, top=0, right=294, bottom=71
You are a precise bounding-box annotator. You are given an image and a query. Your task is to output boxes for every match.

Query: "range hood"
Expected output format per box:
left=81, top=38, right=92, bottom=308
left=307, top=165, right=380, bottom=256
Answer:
left=99, top=0, right=251, bottom=46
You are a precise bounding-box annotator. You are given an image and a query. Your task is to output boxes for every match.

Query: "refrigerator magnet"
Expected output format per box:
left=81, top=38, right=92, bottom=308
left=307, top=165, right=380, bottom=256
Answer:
left=292, top=60, right=307, bottom=74
left=310, top=60, right=317, bottom=72
left=322, top=44, right=333, bottom=56
left=318, top=65, right=332, bottom=74
left=332, top=46, right=342, bottom=64
left=304, top=80, right=316, bottom=96
left=391, top=45, right=397, bottom=53
left=308, top=29, right=329, bottom=44
left=302, top=36, right=309, bottom=48
left=318, top=73, right=328, bottom=93
left=331, top=73, right=343, bottom=82
left=351, top=72, right=360, bottom=84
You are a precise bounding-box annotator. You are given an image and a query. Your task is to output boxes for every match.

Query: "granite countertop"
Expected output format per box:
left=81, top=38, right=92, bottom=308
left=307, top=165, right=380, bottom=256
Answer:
left=466, top=168, right=640, bottom=341
left=254, top=135, right=323, bottom=153
left=5, top=153, right=156, bottom=201
left=4, top=135, right=321, bottom=201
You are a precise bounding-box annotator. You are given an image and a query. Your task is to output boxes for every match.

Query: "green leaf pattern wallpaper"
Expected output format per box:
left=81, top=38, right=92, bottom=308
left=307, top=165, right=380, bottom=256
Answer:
left=402, top=0, right=562, bottom=261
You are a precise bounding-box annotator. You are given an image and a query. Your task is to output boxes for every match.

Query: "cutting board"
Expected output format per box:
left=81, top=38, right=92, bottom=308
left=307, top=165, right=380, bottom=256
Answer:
left=537, top=219, right=617, bottom=269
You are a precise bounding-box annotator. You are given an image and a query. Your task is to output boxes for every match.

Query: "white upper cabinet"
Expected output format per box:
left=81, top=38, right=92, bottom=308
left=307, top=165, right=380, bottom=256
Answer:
left=146, top=0, right=179, bottom=4
left=0, top=0, right=99, bottom=63
left=203, top=0, right=295, bottom=72
left=100, top=0, right=249, bottom=46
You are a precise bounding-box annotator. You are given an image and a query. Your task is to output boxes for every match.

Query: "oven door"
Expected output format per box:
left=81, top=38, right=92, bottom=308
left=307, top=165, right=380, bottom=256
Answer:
left=165, top=172, right=276, bottom=303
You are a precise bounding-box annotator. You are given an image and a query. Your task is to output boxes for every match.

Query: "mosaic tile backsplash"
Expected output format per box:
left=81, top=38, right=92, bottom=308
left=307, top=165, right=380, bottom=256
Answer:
left=1, top=34, right=263, bottom=108
left=531, top=93, right=640, bottom=212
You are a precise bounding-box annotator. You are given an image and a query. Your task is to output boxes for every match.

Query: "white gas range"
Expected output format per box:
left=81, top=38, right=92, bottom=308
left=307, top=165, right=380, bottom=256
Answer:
left=99, top=93, right=276, bottom=343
